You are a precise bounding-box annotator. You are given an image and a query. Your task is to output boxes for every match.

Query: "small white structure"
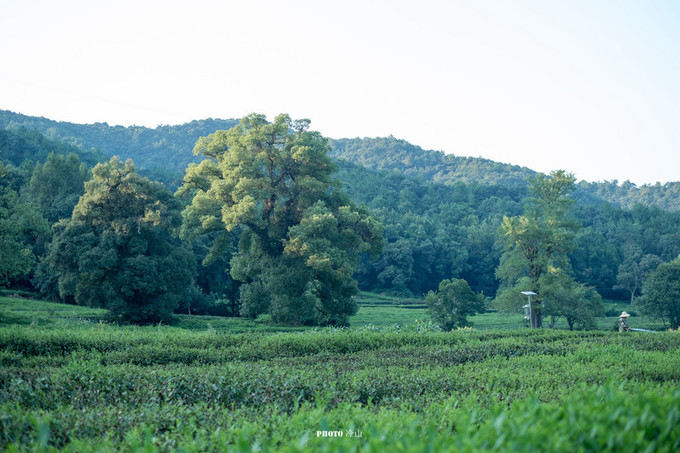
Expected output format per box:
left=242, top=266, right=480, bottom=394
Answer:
left=521, top=291, right=538, bottom=328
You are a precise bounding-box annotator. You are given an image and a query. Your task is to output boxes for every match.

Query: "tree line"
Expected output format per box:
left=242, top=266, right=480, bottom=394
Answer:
left=1, top=116, right=680, bottom=329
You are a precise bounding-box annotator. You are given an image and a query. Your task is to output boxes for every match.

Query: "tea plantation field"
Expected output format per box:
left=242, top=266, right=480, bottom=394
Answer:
left=1, top=296, right=679, bottom=452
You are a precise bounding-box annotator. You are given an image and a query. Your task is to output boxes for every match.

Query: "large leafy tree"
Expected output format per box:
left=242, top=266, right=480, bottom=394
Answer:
left=495, top=170, right=581, bottom=327
left=540, top=271, right=603, bottom=330
left=177, top=114, right=384, bottom=326
left=424, top=278, right=485, bottom=330
left=47, top=158, right=195, bottom=324
left=615, top=245, right=662, bottom=303
left=639, top=257, right=680, bottom=329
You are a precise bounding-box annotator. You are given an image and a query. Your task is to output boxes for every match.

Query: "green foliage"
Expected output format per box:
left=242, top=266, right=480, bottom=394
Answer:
left=540, top=271, right=604, bottom=330
left=1, top=304, right=680, bottom=451
left=179, top=114, right=384, bottom=326
left=0, top=220, right=33, bottom=287
left=578, top=178, right=680, bottom=212
left=496, top=170, right=581, bottom=327
left=46, top=158, right=195, bottom=324
left=615, top=245, right=663, bottom=303
left=639, top=256, right=680, bottom=329
left=21, top=152, right=90, bottom=224
left=0, top=161, right=46, bottom=287
left=335, top=161, right=522, bottom=296
left=4, top=110, right=680, bottom=304
left=330, top=135, right=536, bottom=187
left=425, top=278, right=485, bottom=330
left=0, top=110, right=237, bottom=186
left=0, top=126, right=104, bottom=168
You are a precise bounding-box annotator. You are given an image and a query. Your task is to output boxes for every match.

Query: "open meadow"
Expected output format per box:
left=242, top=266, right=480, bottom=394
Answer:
left=1, top=294, right=679, bottom=452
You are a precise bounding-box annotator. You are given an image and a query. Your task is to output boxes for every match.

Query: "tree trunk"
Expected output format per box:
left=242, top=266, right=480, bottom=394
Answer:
left=530, top=303, right=542, bottom=328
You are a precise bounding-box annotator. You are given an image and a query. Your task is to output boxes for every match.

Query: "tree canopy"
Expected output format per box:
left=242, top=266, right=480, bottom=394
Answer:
left=47, top=158, right=195, bottom=324
left=178, top=114, right=384, bottom=326
left=424, top=278, right=485, bottom=330
left=3, top=112, right=680, bottom=324
left=0, top=161, right=35, bottom=286
left=639, top=256, right=680, bottom=329
left=495, top=170, right=584, bottom=327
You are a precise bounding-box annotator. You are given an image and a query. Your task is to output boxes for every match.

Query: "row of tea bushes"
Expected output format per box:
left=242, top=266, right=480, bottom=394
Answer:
left=2, top=382, right=678, bottom=452
left=3, top=341, right=678, bottom=411
left=2, top=324, right=663, bottom=363
left=1, top=323, right=679, bottom=451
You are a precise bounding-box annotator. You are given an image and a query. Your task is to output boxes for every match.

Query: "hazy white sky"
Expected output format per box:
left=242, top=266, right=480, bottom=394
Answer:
left=1, top=0, right=679, bottom=184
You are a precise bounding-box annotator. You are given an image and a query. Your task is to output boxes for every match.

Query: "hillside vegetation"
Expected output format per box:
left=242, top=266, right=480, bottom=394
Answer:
left=2, top=110, right=680, bottom=323
left=0, top=110, right=237, bottom=185
left=4, top=109, right=680, bottom=211
left=2, top=107, right=680, bottom=452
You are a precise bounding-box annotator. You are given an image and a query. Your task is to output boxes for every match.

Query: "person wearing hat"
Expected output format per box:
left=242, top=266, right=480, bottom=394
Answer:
left=619, top=311, right=631, bottom=332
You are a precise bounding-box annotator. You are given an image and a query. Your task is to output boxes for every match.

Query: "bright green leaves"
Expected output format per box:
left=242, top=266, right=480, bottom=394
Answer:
left=425, top=278, right=485, bottom=331
left=494, top=170, right=597, bottom=329
left=47, top=158, right=195, bottom=324
left=285, top=202, right=384, bottom=276
left=285, top=203, right=339, bottom=273
left=179, top=114, right=384, bottom=326
left=222, top=194, right=257, bottom=232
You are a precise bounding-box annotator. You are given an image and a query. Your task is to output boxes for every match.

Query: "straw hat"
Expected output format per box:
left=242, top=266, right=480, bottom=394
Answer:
left=620, top=311, right=631, bottom=318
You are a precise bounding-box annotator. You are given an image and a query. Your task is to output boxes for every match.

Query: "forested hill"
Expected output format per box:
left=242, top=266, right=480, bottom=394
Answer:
left=1, top=109, right=679, bottom=210
left=0, top=110, right=238, bottom=184
left=329, top=136, right=535, bottom=187
left=576, top=180, right=680, bottom=212
left=328, top=136, right=680, bottom=212
left=3, top=109, right=680, bottom=302
left=0, top=127, right=104, bottom=167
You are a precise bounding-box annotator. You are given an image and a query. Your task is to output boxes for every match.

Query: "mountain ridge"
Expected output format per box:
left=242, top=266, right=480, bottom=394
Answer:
left=2, top=109, right=679, bottom=211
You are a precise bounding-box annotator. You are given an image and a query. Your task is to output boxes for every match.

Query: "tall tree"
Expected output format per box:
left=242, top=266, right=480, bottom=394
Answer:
left=495, top=170, right=579, bottom=327
left=47, top=158, right=195, bottom=324
left=177, top=114, right=384, bottom=326
left=615, top=245, right=663, bottom=303
left=639, top=256, right=680, bottom=329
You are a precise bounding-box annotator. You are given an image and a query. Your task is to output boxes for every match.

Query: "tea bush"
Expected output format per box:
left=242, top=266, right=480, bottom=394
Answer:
left=1, top=318, right=679, bottom=451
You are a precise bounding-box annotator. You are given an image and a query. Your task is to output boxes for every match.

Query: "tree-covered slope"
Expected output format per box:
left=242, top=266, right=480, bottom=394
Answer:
left=3, top=109, right=679, bottom=211
left=2, top=110, right=680, bottom=303
left=329, top=136, right=535, bottom=187
left=576, top=179, right=680, bottom=212
left=329, top=136, right=680, bottom=211
left=0, top=127, right=104, bottom=167
left=0, top=110, right=238, bottom=184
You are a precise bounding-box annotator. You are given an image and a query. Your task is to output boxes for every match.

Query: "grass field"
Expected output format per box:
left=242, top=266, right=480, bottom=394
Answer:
left=1, top=294, right=679, bottom=451
left=349, top=292, right=666, bottom=332
left=1, top=292, right=666, bottom=333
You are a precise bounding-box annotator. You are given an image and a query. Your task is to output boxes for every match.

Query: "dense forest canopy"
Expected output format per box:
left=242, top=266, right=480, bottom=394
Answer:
left=3, top=109, right=679, bottom=210
left=329, top=136, right=535, bottom=187
left=0, top=110, right=237, bottom=186
left=1, top=109, right=680, bottom=326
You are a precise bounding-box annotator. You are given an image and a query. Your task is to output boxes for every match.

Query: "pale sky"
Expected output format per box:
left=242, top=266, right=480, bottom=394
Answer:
left=1, top=0, right=679, bottom=184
